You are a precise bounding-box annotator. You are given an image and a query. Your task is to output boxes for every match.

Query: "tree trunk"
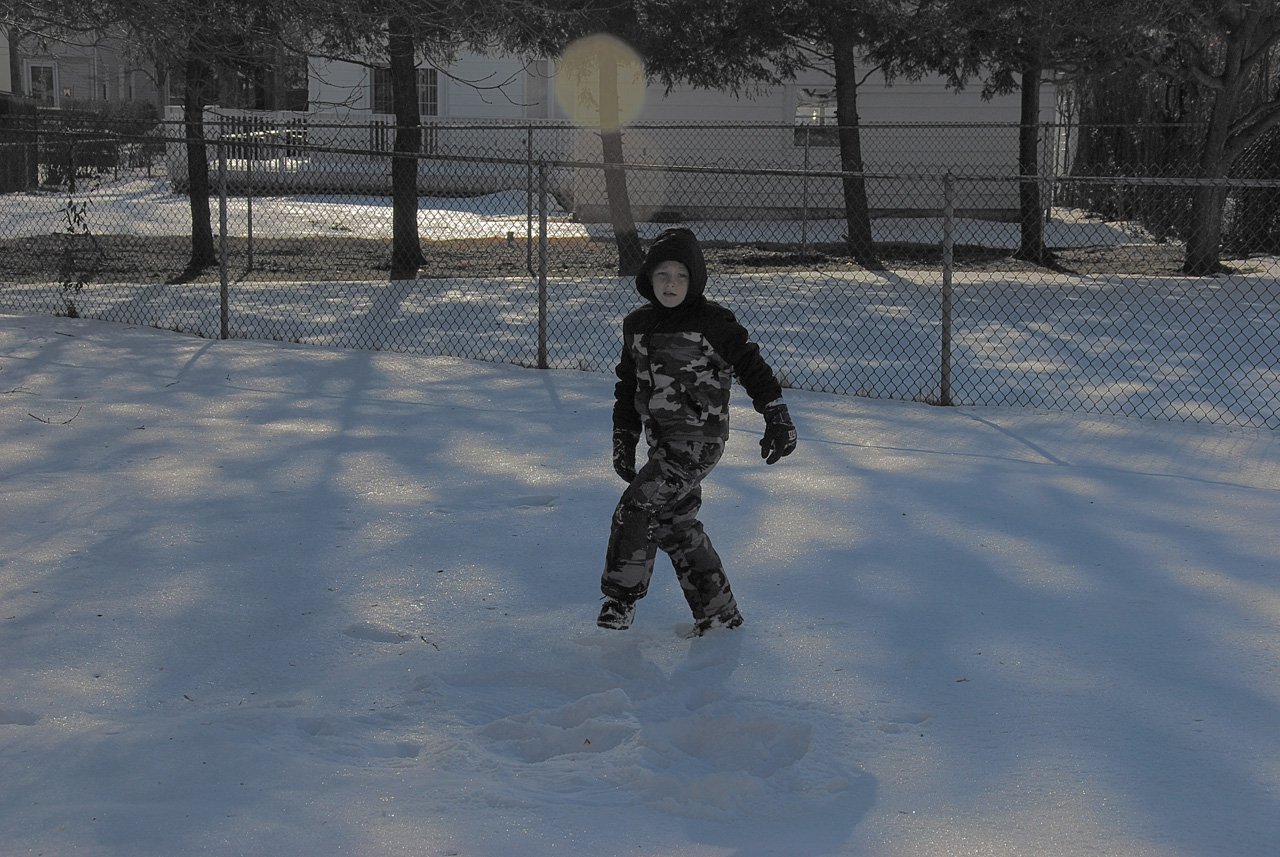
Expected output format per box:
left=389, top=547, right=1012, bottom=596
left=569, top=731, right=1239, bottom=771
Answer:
left=831, top=27, right=879, bottom=269
left=388, top=18, right=426, bottom=280
left=1183, top=50, right=1248, bottom=275
left=1183, top=178, right=1229, bottom=275
left=179, top=50, right=217, bottom=280
left=598, top=54, right=644, bottom=276
left=1016, top=55, right=1051, bottom=266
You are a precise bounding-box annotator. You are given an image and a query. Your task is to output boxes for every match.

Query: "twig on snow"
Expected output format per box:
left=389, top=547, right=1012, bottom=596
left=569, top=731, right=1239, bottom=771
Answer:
left=27, top=407, right=82, bottom=425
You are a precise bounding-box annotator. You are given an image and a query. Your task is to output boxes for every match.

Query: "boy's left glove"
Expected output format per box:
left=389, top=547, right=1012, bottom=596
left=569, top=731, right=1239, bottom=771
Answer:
left=760, top=402, right=797, bottom=465
left=612, top=428, right=640, bottom=482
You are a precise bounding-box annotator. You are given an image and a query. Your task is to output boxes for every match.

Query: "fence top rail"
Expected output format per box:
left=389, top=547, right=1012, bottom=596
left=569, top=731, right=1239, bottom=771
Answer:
left=149, top=129, right=1280, bottom=188
left=162, top=115, right=1221, bottom=133
left=16, top=112, right=1222, bottom=134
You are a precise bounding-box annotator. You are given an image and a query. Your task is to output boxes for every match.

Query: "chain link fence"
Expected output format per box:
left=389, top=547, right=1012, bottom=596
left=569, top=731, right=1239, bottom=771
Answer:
left=1, top=117, right=1277, bottom=430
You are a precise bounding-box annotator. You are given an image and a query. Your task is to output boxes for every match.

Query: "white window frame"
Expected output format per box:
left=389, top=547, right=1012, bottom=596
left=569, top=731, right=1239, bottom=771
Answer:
left=24, top=60, right=60, bottom=107
left=793, top=86, right=839, bottom=147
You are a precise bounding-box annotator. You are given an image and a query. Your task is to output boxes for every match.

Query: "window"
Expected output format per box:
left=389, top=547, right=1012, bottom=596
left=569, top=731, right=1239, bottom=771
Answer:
left=372, top=67, right=439, bottom=117
left=794, top=87, right=838, bottom=147
left=282, top=52, right=310, bottom=111
left=25, top=62, right=59, bottom=107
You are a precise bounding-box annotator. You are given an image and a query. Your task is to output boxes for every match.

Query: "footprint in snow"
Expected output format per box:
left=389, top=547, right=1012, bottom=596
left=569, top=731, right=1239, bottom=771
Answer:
left=478, top=688, right=639, bottom=763
left=431, top=494, right=559, bottom=514
left=509, top=494, right=558, bottom=508
left=0, top=708, right=41, bottom=726
left=344, top=621, right=411, bottom=643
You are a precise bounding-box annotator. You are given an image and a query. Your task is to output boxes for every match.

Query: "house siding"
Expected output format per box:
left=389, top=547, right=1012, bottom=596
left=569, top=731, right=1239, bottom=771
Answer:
left=233, top=51, right=1057, bottom=220
left=11, top=31, right=161, bottom=107
left=1, top=37, right=11, bottom=97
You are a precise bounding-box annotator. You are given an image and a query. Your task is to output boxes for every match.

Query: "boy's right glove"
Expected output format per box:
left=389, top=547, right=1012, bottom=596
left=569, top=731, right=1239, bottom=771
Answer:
left=612, top=428, right=640, bottom=482
left=760, top=402, right=797, bottom=465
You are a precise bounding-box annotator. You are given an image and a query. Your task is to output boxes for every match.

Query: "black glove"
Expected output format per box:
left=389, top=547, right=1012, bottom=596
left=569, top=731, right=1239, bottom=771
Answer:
left=612, top=428, right=640, bottom=482
left=760, top=402, right=797, bottom=465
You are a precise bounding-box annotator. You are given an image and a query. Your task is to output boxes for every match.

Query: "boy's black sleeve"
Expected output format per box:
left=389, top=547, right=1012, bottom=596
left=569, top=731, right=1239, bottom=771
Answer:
left=612, top=331, right=643, bottom=434
left=706, top=307, right=783, bottom=413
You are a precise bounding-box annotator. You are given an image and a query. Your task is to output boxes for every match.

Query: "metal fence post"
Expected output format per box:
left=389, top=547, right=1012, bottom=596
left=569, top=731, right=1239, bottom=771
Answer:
left=66, top=138, right=76, bottom=195
left=526, top=125, right=535, bottom=276
left=940, top=171, right=955, bottom=407
left=218, top=132, right=230, bottom=340
left=537, top=159, right=549, bottom=370
left=246, top=152, right=254, bottom=273
left=801, top=127, right=810, bottom=254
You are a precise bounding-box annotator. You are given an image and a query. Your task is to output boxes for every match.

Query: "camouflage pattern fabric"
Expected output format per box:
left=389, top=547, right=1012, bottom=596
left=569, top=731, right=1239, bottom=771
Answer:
left=629, top=330, right=735, bottom=442
left=601, top=439, right=738, bottom=621
left=611, top=298, right=784, bottom=444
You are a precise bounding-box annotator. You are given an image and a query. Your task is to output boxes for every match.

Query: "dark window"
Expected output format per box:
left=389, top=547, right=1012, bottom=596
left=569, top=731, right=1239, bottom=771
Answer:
left=372, top=67, right=439, bottom=117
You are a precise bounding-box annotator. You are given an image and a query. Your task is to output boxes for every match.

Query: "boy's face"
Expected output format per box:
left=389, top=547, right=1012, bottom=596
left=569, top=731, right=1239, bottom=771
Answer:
left=651, top=259, right=690, bottom=308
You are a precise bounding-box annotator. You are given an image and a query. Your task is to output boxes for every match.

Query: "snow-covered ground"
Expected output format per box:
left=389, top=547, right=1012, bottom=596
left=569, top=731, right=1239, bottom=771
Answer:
left=2, top=312, right=1278, bottom=856
left=0, top=174, right=1151, bottom=246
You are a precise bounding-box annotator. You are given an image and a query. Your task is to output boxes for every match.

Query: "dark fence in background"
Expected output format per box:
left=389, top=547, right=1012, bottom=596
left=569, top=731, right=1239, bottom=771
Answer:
left=0, top=118, right=1276, bottom=430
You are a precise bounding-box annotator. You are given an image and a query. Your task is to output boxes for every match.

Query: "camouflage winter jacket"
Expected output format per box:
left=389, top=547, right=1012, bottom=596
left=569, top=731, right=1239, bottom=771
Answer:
left=613, top=297, right=784, bottom=443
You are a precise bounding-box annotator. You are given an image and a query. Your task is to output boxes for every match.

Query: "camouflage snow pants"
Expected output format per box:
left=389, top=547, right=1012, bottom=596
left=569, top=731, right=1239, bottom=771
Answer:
left=601, top=438, right=738, bottom=621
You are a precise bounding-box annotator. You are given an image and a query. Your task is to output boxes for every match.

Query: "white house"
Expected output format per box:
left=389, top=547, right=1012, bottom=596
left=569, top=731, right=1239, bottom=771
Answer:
left=176, top=45, right=1055, bottom=221
left=8, top=29, right=162, bottom=108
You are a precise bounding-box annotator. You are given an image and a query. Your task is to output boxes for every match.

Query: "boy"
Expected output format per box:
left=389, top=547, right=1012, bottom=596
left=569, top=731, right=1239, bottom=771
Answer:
left=598, top=227, right=797, bottom=636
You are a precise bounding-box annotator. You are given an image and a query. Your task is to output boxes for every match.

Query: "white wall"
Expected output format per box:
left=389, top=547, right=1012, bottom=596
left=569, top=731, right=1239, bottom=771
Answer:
left=282, top=49, right=1058, bottom=218
left=442, top=54, right=533, bottom=118
left=309, top=50, right=1054, bottom=126
left=0, top=37, right=11, bottom=96
left=308, top=58, right=372, bottom=113
left=309, top=52, right=537, bottom=119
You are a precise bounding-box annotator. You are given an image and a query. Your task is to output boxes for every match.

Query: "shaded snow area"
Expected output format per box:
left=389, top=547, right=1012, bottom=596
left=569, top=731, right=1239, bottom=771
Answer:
left=1, top=312, right=1278, bottom=857
left=0, top=175, right=1152, bottom=248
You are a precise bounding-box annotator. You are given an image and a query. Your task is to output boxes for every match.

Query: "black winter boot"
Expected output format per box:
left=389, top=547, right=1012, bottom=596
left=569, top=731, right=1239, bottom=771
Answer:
left=687, top=606, right=743, bottom=637
left=597, top=598, right=636, bottom=630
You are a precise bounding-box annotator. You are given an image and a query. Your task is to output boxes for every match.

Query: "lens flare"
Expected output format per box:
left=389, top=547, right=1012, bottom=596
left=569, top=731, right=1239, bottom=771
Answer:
left=554, top=34, right=647, bottom=131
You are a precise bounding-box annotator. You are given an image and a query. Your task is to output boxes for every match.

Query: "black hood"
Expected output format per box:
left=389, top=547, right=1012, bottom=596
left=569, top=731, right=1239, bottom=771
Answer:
left=635, top=227, right=707, bottom=308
